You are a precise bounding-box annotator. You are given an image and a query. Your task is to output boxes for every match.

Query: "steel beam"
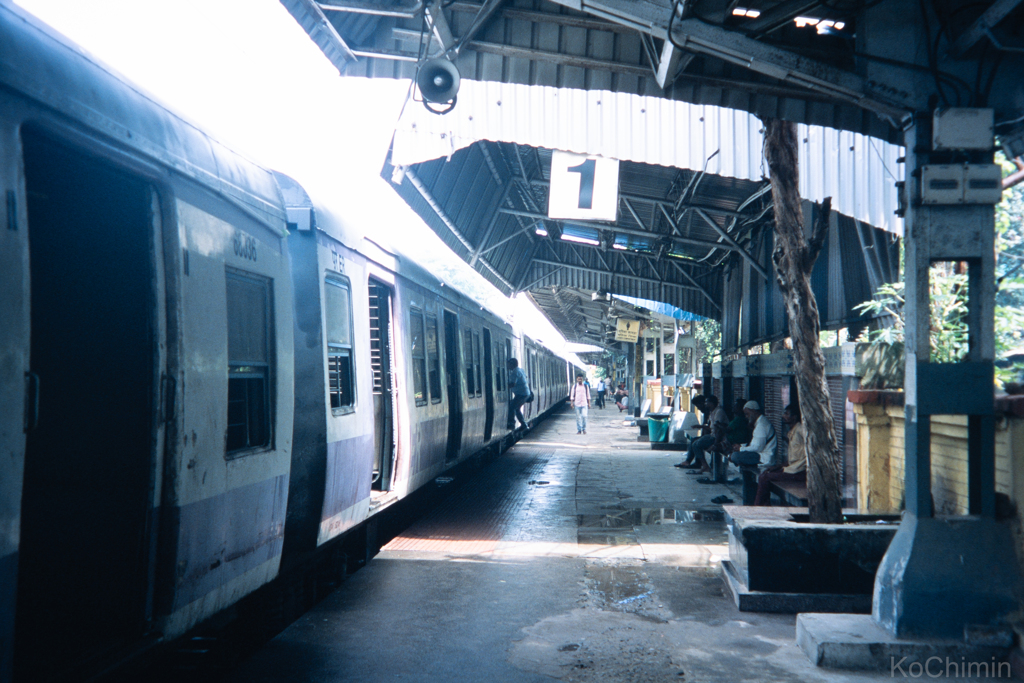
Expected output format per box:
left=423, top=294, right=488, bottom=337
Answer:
left=317, top=0, right=421, bottom=17
left=451, top=0, right=506, bottom=56
left=694, top=208, right=771, bottom=281
left=404, top=166, right=516, bottom=291
left=470, top=182, right=514, bottom=266
left=743, top=0, right=825, bottom=38
left=531, top=258, right=704, bottom=293
left=952, top=0, right=1024, bottom=55
left=669, top=260, right=722, bottom=312
left=497, top=207, right=736, bottom=254
left=282, top=0, right=358, bottom=73
left=552, top=0, right=912, bottom=121
left=425, top=0, right=456, bottom=56
left=527, top=178, right=748, bottom=218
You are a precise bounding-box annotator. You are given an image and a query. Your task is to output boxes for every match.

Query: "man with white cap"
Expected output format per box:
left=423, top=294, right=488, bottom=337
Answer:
left=728, top=400, right=777, bottom=468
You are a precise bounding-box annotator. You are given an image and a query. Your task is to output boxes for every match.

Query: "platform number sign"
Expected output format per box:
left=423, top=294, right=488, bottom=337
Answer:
left=548, top=150, right=619, bottom=221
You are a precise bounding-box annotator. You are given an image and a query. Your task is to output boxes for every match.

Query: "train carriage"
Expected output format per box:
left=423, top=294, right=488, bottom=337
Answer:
left=0, top=4, right=570, bottom=681
left=0, top=5, right=299, bottom=681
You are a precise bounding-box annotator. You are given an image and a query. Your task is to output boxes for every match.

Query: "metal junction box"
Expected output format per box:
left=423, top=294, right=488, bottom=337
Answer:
left=932, top=108, right=994, bottom=150
left=921, top=164, right=1002, bottom=204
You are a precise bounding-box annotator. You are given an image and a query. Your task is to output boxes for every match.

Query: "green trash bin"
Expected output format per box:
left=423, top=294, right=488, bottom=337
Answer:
left=647, top=415, right=669, bottom=443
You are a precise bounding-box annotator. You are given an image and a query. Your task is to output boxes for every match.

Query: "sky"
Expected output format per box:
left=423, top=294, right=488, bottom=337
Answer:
left=13, top=0, right=591, bottom=363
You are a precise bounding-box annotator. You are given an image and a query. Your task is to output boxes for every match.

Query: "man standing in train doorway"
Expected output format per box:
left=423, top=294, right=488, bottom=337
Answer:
left=507, top=358, right=531, bottom=431
left=569, top=374, right=591, bottom=434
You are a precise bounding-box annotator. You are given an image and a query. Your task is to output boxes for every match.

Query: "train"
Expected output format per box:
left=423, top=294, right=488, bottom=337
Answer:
left=0, top=4, right=572, bottom=681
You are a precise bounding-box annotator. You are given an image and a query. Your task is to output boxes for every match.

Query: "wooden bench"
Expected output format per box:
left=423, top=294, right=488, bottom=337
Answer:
left=768, top=480, right=808, bottom=507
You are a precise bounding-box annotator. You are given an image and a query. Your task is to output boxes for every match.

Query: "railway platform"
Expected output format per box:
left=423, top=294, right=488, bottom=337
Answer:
left=224, top=407, right=912, bottom=683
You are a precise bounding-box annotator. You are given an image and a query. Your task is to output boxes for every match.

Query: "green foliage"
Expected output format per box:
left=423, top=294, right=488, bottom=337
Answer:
left=695, top=319, right=722, bottom=364
left=854, top=266, right=970, bottom=363
left=997, top=153, right=1024, bottom=311
left=855, top=159, right=1024, bottom=386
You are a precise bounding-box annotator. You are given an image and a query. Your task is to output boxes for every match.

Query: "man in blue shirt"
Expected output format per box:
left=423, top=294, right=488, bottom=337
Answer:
left=506, top=357, right=531, bottom=430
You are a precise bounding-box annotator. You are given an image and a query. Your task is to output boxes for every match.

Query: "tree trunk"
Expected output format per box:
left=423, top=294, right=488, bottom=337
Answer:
left=763, top=118, right=843, bottom=524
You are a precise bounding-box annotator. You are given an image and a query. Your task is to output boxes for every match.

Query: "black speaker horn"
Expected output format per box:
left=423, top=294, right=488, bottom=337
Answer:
left=416, top=58, right=460, bottom=113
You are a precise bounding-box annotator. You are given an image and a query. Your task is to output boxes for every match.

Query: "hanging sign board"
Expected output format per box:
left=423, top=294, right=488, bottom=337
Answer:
left=614, top=318, right=640, bottom=343
left=547, top=150, right=620, bottom=221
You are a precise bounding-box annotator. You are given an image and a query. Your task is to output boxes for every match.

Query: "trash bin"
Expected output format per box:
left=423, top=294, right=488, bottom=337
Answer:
left=647, top=415, right=669, bottom=443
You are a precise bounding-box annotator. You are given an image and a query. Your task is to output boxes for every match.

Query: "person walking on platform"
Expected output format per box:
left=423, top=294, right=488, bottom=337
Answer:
left=507, top=358, right=531, bottom=431
left=568, top=374, right=591, bottom=434
left=595, top=377, right=606, bottom=409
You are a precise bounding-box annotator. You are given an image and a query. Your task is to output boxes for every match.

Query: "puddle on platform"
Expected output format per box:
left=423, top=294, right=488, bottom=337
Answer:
left=586, top=564, right=650, bottom=604
left=576, top=532, right=639, bottom=545
left=578, top=508, right=725, bottom=529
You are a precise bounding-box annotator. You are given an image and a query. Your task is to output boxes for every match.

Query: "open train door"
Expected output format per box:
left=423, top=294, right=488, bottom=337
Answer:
left=15, top=131, right=160, bottom=681
left=369, top=280, right=396, bottom=491
left=482, top=328, right=494, bottom=441
left=443, top=310, right=462, bottom=462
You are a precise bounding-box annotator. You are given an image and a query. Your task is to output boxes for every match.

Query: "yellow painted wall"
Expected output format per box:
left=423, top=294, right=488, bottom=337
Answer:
left=855, top=404, right=1017, bottom=514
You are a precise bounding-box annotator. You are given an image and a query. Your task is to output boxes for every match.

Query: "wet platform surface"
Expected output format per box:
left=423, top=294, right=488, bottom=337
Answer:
left=225, top=407, right=927, bottom=682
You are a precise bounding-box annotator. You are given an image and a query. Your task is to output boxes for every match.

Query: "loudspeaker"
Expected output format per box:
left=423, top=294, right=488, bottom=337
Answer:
left=416, top=58, right=460, bottom=104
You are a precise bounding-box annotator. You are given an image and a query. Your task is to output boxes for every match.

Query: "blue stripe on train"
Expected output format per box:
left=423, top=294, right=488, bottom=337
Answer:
left=1, top=550, right=16, bottom=683
left=172, top=474, right=288, bottom=610
left=322, top=434, right=373, bottom=520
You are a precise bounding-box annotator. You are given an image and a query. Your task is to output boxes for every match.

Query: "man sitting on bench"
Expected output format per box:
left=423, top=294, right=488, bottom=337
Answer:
left=728, top=401, right=778, bottom=497
left=753, top=402, right=806, bottom=506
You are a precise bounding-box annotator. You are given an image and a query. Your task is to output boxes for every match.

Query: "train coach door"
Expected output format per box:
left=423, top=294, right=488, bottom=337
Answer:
left=442, top=310, right=462, bottom=462
left=16, top=131, right=157, bottom=680
left=369, top=281, right=396, bottom=491
left=482, top=328, right=494, bottom=441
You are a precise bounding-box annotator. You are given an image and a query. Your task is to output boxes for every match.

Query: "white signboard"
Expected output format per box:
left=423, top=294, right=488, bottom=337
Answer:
left=614, top=318, right=640, bottom=343
left=547, top=150, right=620, bottom=221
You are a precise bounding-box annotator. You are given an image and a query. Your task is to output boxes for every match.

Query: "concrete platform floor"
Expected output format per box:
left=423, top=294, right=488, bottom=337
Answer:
left=223, top=407, right=948, bottom=682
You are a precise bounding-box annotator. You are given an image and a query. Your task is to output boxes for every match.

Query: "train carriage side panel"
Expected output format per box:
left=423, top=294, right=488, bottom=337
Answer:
left=364, top=259, right=410, bottom=500
left=162, top=186, right=293, bottom=637
left=456, top=310, right=485, bottom=460
left=0, top=89, right=30, bottom=683
left=280, top=223, right=329, bottom=566
left=315, top=236, right=376, bottom=545
left=400, top=282, right=450, bottom=492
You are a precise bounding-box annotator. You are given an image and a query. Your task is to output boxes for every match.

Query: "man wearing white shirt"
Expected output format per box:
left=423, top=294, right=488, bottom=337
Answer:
left=728, top=400, right=777, bottom=468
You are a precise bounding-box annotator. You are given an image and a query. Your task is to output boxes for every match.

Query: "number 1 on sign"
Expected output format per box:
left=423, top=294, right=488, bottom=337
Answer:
left=566, top=158, right=595, bottom=209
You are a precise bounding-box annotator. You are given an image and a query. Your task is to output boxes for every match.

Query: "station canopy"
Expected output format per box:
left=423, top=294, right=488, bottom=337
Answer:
left=278, top=0, right=930, bottom=351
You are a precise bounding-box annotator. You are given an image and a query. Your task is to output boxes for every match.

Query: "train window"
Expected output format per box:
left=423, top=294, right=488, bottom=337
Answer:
left=426, top=314, right=442, bottom=403
left=325, top=276, right=355, bottom=414
left=473, top=332, right=482, bottom=397
left=410, top=308, right=428, bottom=406
left=464, top=328, right=475, bottom=396
left=226, top=269, right=273, bottom=455
left=494, top=342, right=503, bottom=391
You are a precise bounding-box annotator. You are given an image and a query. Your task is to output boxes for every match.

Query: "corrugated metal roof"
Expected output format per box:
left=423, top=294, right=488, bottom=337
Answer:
left=391, top=80, right=904, bottom=234
left=386, top=136, right=898, bottom=352
left=299, top=0, right=909, bottom=142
